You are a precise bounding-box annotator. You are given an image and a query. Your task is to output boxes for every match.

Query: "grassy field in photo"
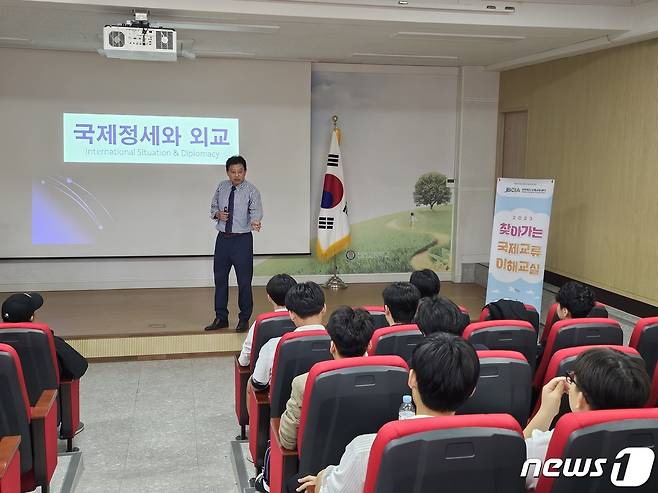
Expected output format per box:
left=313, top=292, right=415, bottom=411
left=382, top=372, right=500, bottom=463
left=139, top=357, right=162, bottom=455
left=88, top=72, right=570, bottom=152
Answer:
left=254, top=205, right=453, bottom=276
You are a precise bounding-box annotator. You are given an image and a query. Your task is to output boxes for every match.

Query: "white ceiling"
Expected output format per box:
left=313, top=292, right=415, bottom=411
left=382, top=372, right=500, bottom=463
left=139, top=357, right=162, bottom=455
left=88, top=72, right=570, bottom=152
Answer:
left=1, top=0, right=657, bottom=69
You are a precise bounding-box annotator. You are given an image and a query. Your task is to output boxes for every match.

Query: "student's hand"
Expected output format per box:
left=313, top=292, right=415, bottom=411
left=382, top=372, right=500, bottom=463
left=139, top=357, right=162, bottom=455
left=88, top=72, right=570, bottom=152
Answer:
left=539, top=377, right=567, bottom=419
left=217, top=211, right=229, bottom=221
left=251, top=220, right=262, bottom=232
left=296, top=475, right=318, bottom=492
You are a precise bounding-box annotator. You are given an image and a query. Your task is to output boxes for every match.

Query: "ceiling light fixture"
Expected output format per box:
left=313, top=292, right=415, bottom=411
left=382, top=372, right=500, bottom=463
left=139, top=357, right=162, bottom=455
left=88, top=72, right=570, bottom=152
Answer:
left=352, top=52, right=459, bottom=60
left=151, top=20, right=280, bottom=34
left=394, top=32, right=525, bottom=41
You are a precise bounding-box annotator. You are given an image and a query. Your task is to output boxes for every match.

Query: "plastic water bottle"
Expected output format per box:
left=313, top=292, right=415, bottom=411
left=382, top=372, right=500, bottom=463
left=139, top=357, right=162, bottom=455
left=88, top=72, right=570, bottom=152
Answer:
left=398, top=395, right=415, bottom=420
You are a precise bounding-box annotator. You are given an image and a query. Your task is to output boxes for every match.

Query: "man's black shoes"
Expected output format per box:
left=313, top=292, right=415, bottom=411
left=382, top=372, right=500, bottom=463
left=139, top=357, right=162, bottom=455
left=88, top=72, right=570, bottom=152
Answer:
left=204, top=318, right=229, bottom=331
left=236, top=319, right=250, bottom=333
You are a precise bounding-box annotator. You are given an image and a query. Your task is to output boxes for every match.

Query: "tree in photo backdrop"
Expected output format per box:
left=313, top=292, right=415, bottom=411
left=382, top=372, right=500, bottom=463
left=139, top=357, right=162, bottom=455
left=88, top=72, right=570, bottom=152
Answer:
left=414, top=172, right=451, bottom=210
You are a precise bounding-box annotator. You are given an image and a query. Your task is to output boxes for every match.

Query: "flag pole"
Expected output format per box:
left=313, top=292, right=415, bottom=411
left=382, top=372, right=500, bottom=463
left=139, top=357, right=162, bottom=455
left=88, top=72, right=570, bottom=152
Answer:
left=324, top=115, right=348, bottom=291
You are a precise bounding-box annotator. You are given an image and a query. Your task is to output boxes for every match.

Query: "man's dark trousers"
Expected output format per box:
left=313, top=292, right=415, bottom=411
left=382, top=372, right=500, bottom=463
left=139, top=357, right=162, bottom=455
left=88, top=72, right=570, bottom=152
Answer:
left=213, top=231, right=253, bottom=323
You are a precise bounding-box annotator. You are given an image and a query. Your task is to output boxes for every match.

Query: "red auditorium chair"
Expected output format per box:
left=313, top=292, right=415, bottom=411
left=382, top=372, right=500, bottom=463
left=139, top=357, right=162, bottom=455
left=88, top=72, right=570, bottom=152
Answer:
left=0, top=344, right=58, bottom=493
left=0, top=436, right=21, bottom=493
left=531, top=345, right=643, bottom=425
left=247, top=330, right=331, bottom=471
left=367, top=324, right=423, bottom=362
left=535, top=408, right=658, bottom=493
left=541, top=301, right=608, bottom=345
left=234, top=311, right=295, bottom=439
left=361, top=306, right=389, bottom=330
left=458, top=350, right=532, bottom=426
left=361, top=414, right=526, bottom=493
left=269, top=356, right=410, bottom=493
left=533, top=318, right=623, bottom=391
left=630, top=316, right=658, bottom=379
left=479, top=303, right=539, bottom=330
left=463, top=320, right=538, bottom=370
left=0, top=323, right=81, bottom=452
left=647, top=365, right=658, bottom=408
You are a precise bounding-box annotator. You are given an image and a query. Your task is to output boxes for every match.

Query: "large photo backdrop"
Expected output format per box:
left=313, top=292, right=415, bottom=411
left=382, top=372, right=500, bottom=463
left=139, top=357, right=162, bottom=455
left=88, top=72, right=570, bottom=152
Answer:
left=255, top=65, right=458, bottom=276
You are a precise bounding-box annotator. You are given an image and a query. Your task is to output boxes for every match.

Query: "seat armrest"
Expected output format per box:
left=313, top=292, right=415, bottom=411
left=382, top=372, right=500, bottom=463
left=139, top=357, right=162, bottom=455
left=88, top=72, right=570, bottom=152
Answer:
left=235, top=356, right=251, bottom=427
left=30, top=390, right=58, bottom=489
left=0, top=436, right=21, bottom=493
left=270, top=419, right=299, bottom=493
left=59, top=379, right=81, bottom=441
left=248, top=384, right=272, bottom=469
left=0, top=436, right=21, bottom=475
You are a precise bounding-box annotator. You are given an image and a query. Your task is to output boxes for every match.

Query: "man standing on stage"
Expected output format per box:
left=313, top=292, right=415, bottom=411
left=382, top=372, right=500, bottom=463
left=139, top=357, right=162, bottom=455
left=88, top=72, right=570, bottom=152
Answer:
left=205, top=155, right=263, bottom=332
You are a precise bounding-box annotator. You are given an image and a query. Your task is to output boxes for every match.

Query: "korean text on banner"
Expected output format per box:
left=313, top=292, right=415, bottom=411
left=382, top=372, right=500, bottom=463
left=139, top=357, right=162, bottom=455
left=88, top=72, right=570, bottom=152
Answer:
left=486, top=178, right=555, bottom=318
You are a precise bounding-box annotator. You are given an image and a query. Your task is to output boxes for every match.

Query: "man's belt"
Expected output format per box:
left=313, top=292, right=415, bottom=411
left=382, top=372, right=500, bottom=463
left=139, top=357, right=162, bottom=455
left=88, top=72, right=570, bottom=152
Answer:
left=219, top=231, right=249, bottom=238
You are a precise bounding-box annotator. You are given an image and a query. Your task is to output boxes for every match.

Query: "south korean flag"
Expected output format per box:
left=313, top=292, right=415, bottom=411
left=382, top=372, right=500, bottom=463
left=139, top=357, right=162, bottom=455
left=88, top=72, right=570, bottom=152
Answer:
left=316, top=128, right=350, bottom=261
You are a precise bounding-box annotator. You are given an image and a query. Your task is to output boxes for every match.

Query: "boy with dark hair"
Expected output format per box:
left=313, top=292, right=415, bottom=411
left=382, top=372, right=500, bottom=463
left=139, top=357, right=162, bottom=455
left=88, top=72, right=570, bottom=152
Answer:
left=238, top=274, right=297, bottom=366
left=293, top=332, right=480, bottom=493
left=278, top=306, right=375, bottom=450
left=555, top=281, right=596, bottom=319
left=413, top=296, right=466, bottom=336
left=409, top=269, right=441, bottom=299
left=251, top=282, right=326, bottom=389
left=524, top=347, right=651, bottom=490
left=382, top=282, right=421, bottom=325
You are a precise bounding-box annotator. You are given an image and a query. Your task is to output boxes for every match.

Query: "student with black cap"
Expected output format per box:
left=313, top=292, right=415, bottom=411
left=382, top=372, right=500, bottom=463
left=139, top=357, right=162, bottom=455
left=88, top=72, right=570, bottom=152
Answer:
left=2, top=292, right=89, bottom=414
left=2, top=292, right=89, bottom=380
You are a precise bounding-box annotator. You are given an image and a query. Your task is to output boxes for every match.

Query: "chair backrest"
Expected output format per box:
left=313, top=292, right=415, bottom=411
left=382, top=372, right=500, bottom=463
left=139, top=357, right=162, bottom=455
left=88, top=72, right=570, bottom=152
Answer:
left=532, top=345, right=643, bottom=425
left=368, top=324, right=423, bottom=362
left=458, top=350, right=532, bottom=426
left=533, top=318, right=623, bottom=389
left=0, top=323, right=59, bottom=405
left=648, top=366, right=658, bottom=408
left=363, top=414, right=526, bottom=493
left=479, top=303, right=539, bottom=331
left=0, top=344, right=33, bottom=474
left=630, top=317, right=658, bottom=379
left=297, top=356, right=410, bottom=474
left=463, top=320, right=537, bottom=370
left=536, top=408, right=658, bottom=493
left=269, top=330, right=332, bottom=418
left=362, top=306, right=389, bottom=330
left=541, top=301, right=608, bottom=344
left=250, top=312, right=295, bottom=372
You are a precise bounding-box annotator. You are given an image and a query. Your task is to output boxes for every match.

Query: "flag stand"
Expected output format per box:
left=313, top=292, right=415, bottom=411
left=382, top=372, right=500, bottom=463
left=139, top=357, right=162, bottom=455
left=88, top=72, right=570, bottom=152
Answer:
left=321, top=115, right=349, bottom=291
left=324, top=256, right=348, bottom=291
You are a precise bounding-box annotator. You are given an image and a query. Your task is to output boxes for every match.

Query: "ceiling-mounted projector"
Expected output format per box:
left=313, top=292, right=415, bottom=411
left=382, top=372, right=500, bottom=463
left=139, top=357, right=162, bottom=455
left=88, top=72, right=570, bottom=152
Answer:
left=103, top=10, right=176, bottom=62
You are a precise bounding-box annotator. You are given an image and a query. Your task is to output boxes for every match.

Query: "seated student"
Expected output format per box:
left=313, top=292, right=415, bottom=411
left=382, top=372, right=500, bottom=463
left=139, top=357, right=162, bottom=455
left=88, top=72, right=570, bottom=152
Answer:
left=238, top=274, right=297, bottom=366
left=279, top=306, right=375, bottom=450
left=382, top=282, right=421, bottom=326
left=524, top=347, right=651, bottom=491
left=1, top=292, right=88, bottom=436
left=554, top=281, right=596, bottom=320
left=254, top=307, right=375, bottom=492
left=409, top=269, right=440, bottom=299
left=292, top=332, right=480, bottom=493
left=413, top=296, right=466, bottom=337
left=251, top=282, right=326, bottom=389
left=2, top=292, right=88, bottom=381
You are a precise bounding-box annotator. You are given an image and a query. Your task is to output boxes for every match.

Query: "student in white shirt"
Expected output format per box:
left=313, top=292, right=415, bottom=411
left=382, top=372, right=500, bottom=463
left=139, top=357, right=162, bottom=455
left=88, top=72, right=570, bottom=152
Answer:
left=523, top=347, right=651, bottom=491
left=291, top=331, right=481, bottom=493
left=238, top=274, right=297, bottom=367
left=251, top=282, right=326, bottom=389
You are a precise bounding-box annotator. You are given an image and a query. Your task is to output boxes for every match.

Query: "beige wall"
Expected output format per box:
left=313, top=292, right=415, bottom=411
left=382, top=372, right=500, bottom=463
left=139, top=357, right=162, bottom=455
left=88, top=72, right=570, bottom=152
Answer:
left=499, top=40, right=658, bottom=306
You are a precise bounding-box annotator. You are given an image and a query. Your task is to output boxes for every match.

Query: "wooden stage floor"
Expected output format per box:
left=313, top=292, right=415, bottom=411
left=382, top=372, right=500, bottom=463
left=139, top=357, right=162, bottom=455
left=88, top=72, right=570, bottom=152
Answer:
left=0, top=282, right=485, bottom=359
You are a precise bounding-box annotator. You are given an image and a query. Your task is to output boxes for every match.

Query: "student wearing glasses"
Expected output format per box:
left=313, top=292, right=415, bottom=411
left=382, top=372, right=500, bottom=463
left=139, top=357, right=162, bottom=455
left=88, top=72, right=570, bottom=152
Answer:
left=523, top=347, right=651, bottom=491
